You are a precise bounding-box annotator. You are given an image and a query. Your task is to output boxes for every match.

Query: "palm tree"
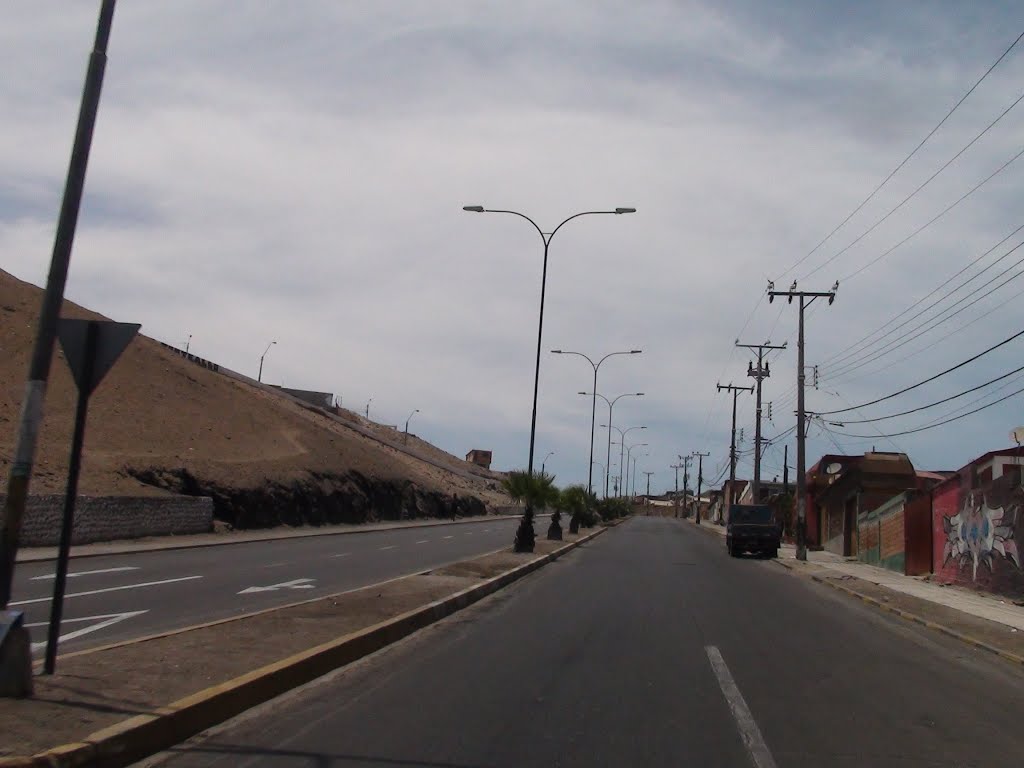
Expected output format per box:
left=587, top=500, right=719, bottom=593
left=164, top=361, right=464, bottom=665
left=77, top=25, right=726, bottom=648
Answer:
left=558, top=484, right=596, bottom=534
left=502, top=470, right=558, bottom=550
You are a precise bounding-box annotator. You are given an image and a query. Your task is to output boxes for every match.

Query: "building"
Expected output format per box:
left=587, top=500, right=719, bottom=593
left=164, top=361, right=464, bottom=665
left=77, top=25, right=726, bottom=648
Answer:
left=931, top=447, right=1024, bottom=598
left=807, top=452, right=918, bottom=557
left=856, top=489, right=933, bottom=576
left=465, top=449, right=493, bottom=470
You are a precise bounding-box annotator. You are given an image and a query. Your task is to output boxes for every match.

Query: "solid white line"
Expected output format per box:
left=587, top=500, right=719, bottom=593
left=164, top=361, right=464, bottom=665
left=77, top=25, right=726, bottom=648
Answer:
left=329, top=553, right=350, bottom=558
left=706, top=646, right=778, bottom=768
left=443, top=535, right=454, bottom=540
left=10, top=576, right=203, bottom=606
left=31, top=566, right=139, bottom=581
left=415, top=540, right=429, bottom=544
left=379, top=545, right=397, bottom=551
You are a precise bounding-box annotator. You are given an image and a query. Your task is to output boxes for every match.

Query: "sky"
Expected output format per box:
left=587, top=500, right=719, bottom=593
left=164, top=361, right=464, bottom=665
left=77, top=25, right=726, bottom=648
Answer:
left=2, top=1, right=1024, bottom=496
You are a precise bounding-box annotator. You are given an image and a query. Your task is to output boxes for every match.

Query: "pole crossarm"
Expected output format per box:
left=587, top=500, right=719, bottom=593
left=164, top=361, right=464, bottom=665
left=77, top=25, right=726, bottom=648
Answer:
left=736, top=341, right=787, bottom=502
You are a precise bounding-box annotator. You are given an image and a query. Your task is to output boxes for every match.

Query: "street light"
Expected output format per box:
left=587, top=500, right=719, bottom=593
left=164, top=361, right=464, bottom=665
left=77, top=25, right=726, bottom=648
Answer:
left=582, top=392, right=644, bottom=498
left=625, top=442, right=648, bottom=497
left=257, top=340, right=276, bottom=383
left=366, top=398, right=373, bottom=419
left=605, top=424, right=647, bottom=498
left=542, top=451, right=555, bottom=475
left=463, top=204, right=636, bottom=550
left=552, top=350, right=641, bottom=495
left=184, top=334, right=192, bottom=354
left=631, top=453, right=649, bottom=500
left=404, top=409, right=419, bottom=443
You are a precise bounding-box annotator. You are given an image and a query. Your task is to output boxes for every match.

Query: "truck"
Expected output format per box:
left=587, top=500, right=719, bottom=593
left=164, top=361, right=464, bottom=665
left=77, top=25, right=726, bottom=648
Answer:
left=726, top=504, right=781, bottom=558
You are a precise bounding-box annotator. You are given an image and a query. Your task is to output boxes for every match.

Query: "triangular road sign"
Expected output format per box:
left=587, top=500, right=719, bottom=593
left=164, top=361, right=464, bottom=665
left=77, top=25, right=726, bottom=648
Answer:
left=57, top=319, right=141, bottom=395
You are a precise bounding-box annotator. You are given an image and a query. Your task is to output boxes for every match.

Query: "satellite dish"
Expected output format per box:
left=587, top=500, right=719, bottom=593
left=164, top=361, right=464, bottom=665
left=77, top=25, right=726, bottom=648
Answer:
left=825, top=462, right=843, bottom=475
left=1011, top=427, right=1024, bottom=446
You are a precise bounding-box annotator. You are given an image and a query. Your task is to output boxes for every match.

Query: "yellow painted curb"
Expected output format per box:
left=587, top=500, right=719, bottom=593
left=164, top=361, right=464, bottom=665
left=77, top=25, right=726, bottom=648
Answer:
left=3, top=526, right=610, bottom=768
left=772, top=559, right=1024, bottom=668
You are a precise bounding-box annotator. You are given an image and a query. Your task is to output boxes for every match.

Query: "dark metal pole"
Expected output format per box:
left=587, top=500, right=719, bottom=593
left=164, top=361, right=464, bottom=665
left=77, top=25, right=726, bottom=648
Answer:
left=587, top=365, right=597, bottom=495
left=0, top=0, right=116, bottom=610
left=605, top=401, right=613, bottom=499
left=258, top=355, right=264, bottom=383
left=753, top=347, right=764, bottom=501
left=44, top=322, right=98, bottom=674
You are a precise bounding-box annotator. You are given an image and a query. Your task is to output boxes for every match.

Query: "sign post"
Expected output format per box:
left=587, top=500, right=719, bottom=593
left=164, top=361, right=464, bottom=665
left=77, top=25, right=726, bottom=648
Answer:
left=43, top=319, right=138, bottom=674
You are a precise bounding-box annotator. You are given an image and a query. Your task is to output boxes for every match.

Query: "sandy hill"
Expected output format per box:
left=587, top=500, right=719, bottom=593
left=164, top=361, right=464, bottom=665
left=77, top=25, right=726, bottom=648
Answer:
left=0, top=269, right=509, bottom=527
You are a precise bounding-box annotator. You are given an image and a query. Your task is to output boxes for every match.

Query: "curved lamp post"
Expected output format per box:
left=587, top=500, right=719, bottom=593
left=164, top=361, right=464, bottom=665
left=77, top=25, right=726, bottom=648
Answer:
left=553, top=350, right=641, bottom=495
left=463, top=205, right=636, bottom=549
left=632, top=452, right=649, bottom=500
left=365, top=398, right=373, bottom=419
left=625, top=442, right=648, bottom=498
left=542, top=451, right=555, bottom=475
left=404, top=409, right=419, bottom=443
left=258, top=340, right=276, bottom=383
left=580, top=392, right=644, bottom=499
left=605, top=423, right=647, bottom=499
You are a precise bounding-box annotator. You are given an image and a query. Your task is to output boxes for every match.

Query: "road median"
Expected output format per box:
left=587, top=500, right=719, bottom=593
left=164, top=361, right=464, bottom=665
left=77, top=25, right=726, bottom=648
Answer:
left=0, top=520, right=624, bottom=767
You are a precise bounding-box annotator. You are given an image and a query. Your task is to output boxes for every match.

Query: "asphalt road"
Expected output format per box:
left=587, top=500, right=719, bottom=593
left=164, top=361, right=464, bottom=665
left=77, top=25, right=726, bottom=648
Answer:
left=150, top=516, right=1024, bottom=768
left=10, top=517, right=520, bottom=655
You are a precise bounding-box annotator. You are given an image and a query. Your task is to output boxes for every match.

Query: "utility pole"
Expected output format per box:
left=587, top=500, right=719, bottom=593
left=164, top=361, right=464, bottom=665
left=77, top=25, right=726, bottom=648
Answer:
left=679, top=455, right=693, bottom=518
left=717, top=383, right=753, bottom=514
left=783, top=444, right=789, bottom=495
left=643, top=471, right=655, bottom=508
left=769, top=280, right=838, bottom=561
left=737, top=340, right=787, bottom=504
left=671, top=461, right=684, bottom=516
left=692, top=451, right=710, bottom=524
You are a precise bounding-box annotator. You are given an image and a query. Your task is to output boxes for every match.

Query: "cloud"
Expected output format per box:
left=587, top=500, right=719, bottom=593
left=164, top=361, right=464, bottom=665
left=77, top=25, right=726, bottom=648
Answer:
left=2, top=1, right=1024, bottom=491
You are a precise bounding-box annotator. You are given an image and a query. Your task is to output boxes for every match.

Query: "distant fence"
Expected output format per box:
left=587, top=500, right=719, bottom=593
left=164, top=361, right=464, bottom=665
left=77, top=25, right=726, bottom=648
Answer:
left=2, top=495, right=213, bottom=547
left=159, top=342, right=220, bottom=372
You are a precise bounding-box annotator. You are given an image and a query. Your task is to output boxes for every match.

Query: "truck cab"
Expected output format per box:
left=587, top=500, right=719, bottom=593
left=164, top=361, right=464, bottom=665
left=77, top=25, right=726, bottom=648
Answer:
left=726, top=504, right=780, bottom=558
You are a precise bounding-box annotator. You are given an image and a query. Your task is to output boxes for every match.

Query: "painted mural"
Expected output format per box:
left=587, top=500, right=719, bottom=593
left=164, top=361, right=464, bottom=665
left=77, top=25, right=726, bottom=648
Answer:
left=933, top=466, right=1024, bottom=597
left=942, top=490, right=1020, bottom=579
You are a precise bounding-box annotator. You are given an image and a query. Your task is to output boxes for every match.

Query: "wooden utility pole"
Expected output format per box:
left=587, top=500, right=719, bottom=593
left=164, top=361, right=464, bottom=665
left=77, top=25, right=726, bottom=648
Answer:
left=736, top=341, right=787, bottom=503
left=691, top=451, right=710, bottom=524
left=716, top=383, right=753, bottom=515
left=768, top=281, right=838, bottom=561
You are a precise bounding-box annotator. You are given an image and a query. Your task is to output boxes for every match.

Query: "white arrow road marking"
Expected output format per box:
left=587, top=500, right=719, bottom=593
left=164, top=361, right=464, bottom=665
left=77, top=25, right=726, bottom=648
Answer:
left=11, top=576, right=203, bottom=606
left=238, top=578, right=316, bottom=595
left=28, top=611, right=148, bottom=652
left=31, top=566, right=139, bottom=581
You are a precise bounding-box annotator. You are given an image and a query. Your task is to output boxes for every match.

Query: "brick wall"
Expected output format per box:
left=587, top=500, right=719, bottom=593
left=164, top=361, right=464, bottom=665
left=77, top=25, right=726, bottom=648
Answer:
left=857, top=494, right=908, bottom=574
left=0, top=495, right=213, bottom=547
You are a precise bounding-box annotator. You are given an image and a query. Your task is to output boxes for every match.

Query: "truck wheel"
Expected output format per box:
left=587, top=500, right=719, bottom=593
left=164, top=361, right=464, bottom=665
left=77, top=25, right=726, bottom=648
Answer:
left=770, top=548, right=779, bottom=559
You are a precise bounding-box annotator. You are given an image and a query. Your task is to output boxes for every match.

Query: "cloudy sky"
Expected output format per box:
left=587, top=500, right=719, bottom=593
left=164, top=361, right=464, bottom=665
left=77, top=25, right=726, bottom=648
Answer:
left=3, top=1, right=1024, bottom=495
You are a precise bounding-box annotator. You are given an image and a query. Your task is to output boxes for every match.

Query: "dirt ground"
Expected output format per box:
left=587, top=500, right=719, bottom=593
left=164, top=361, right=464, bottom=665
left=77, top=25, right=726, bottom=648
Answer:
left=0, top=268, right=507, bottom=506
left=0, top=533, right=584, bottom=758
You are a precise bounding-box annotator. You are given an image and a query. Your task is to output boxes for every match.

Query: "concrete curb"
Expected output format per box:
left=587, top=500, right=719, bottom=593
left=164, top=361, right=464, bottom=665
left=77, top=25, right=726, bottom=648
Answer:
left=0, top=526, right=611, bottom=768
left=771, top=559, right=1024, bottom=668
left=15, top=515, right=523, bottom=564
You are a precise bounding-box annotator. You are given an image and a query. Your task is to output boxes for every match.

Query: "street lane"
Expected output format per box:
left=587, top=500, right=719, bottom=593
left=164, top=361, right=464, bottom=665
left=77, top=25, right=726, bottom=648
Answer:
left=11, top=517, right=520, bottom=655
left=153, top=516, right=1024, bottom=767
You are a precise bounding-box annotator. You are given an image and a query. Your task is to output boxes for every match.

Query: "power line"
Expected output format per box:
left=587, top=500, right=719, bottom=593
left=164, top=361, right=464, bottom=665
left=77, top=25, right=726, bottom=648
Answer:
left=826, top=362, right=1024, bottom=425
left=774, top=29, right=1024, bottom=281
left=819, top=222, right=1024, bottom=369
left=817, top=326, right=1024, bottom=416
left=828, top=383, right=1024, bottom=439
left=839, top=143, right=1024, bottom=284
left=802, top=94, right=1024, bottom=282
left=823, top=237, right=1024, bottom=380
left=823, top=245, right=1024, bottom=382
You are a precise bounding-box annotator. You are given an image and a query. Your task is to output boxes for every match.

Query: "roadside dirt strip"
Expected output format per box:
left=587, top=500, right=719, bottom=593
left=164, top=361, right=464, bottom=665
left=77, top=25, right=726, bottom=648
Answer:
left=0, top=521, right=620, bottom=767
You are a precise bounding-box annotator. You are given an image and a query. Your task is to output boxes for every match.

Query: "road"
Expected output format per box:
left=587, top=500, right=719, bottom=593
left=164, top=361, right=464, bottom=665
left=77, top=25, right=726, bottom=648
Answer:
left=10, top=517, right=520, bottom=655
left=150, top=516, right=1024, bottom=768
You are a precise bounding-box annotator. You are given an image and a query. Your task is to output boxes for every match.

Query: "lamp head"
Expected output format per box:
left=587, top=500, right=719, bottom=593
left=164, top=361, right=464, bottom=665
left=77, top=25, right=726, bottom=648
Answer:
left=615, top=207, right=637, bottom=214
left=462, top=205, right=484, bottom=212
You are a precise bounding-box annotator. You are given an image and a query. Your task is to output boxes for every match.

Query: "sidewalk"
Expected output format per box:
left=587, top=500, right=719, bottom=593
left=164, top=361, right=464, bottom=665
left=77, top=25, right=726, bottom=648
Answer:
left=683, top=515, right=1024, bottom=634
left=16, top=514, right=521, bottom=563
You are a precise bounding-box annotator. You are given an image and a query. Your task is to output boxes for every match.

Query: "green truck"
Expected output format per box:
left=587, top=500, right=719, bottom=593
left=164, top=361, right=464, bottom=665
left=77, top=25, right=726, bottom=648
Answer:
left=726, top=504, right=781, bottom=558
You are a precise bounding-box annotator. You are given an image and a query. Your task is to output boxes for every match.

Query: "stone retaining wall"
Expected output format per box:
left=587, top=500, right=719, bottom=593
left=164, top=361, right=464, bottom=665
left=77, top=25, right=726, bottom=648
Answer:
left=1, top=495, right=213, bottom=547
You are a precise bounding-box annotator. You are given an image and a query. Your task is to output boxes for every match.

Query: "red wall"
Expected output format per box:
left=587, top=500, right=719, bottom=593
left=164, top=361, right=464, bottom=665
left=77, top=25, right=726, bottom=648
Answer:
left=932, top=471, right=1024, bottom=597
